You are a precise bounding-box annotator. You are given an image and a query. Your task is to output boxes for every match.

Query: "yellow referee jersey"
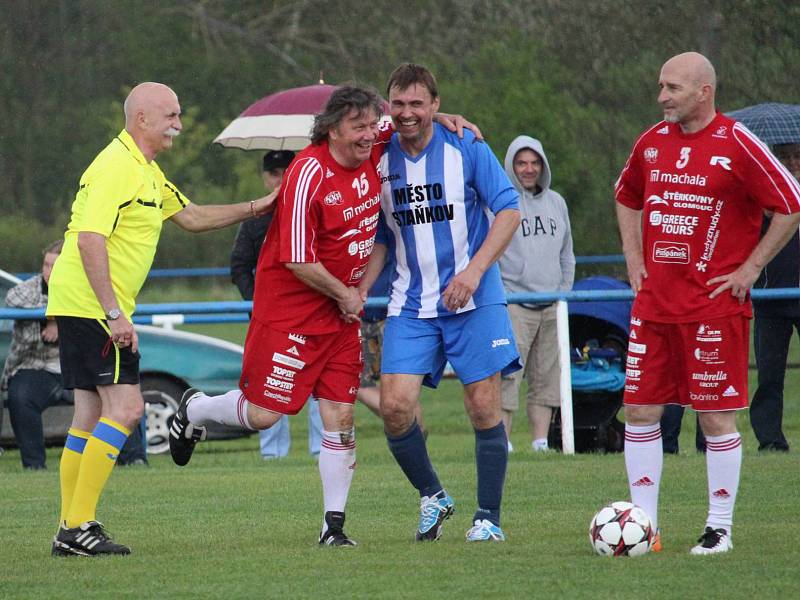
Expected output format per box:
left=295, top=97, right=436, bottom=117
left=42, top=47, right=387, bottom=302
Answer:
left=47, top=130, right=190, bottom=320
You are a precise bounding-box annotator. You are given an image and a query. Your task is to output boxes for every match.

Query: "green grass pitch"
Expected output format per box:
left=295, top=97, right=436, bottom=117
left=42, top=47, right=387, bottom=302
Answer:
left=1, top=372, right=798, bottom=599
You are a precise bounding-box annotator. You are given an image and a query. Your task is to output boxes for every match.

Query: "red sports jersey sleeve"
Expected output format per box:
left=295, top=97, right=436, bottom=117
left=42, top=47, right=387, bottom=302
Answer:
left=615, top=113, right=800, bottom=323
left=277, top=156, right=324, bottom=264
left=731, top=123, right=800, bottom=215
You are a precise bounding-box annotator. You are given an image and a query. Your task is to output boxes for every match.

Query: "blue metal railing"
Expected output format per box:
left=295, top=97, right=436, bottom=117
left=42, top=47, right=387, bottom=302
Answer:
left=13, top=254, right=629, bottom=281
left=3, top=288, right=800, bottom=321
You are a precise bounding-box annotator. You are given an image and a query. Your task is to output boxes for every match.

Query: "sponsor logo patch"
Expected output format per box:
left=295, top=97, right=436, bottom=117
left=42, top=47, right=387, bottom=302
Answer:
left=629, top=342, right=647, bottom=354
left=710, top=155, right=732, bottom=171
left=649, top=169, right=707, bottom=186
left=647, top=193, right=669, bottom=206
left=696, top=324, right=722, bottom=342
left=263, top=390, right=291, bottom=403
left=324, top=190, right=343, bottom=205
left=690, top=392, right=719, bottom=402
left=271, top=365, right=296, bottom=380
left=348, top=236, right=375, bottom=258
left=653, top=241, right=690, bottom=264
left=265, top=376, right=294, bottom=391
left=272, top=352, right=305, bottom=370
left=348, top=264, right=367, bottom=284
left=694, top=347, right=724, bottom=365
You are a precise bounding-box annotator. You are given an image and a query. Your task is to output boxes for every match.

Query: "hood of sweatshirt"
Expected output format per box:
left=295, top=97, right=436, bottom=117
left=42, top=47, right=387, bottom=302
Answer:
left=503, top=135, right=551, bottom=196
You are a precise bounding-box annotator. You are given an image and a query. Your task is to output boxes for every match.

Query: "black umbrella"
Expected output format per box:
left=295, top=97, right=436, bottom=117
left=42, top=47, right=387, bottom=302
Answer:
left=726, top=102, right=800, bottom=145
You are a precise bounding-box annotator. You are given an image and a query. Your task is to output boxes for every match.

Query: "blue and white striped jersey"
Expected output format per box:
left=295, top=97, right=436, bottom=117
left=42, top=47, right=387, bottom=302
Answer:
left=376, top=124, right=519, bottom=318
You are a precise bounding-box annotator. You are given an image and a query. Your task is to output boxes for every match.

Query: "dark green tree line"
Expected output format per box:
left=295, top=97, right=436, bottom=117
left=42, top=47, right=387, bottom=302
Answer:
left=2, top=0, right=798, bottom=270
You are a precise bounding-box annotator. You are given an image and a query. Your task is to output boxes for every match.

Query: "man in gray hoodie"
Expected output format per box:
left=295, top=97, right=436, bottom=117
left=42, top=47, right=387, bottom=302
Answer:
left=499, top=136, right=575, bottom=451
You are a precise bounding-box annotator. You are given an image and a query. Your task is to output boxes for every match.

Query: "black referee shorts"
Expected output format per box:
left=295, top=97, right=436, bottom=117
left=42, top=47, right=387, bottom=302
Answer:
left=55, top=317, right=140, bottom=390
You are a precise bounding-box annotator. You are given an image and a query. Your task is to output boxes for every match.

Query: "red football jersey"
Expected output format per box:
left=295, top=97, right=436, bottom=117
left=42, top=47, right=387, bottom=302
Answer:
left=253, top=137, right=388, bottom=334
left=616, top=112, right=800, bottom=323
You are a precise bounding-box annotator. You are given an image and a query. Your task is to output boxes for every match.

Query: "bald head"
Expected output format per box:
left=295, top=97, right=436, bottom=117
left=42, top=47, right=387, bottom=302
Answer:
left=658, top=52, right=717, bottom=133
left=123, top=82, right=182, bottom=161
left=662, top=52, right=716, bottom=90
left=124, top=82, right=177, bottom=126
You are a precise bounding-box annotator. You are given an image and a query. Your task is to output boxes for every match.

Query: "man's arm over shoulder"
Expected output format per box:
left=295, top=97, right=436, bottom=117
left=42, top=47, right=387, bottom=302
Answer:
left=465, top=133, right=519, bottom=214
left=169, top=191, right=276, bottom=233
left=166, top=167, right=278, bottom=233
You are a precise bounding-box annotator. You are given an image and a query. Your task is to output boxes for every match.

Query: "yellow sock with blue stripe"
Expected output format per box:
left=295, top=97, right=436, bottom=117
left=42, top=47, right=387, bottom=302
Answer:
left=59, top=428, right=91, bottom=524
left=65, top=418, right=130, bottom=528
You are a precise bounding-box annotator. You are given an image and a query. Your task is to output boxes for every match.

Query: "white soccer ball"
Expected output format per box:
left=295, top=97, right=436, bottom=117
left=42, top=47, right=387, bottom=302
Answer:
left=589, top=501, right=654, bottom=557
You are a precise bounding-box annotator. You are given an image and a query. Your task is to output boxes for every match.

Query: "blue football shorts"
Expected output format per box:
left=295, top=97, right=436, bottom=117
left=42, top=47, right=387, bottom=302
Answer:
left=382, top=304, right=522, bottom=388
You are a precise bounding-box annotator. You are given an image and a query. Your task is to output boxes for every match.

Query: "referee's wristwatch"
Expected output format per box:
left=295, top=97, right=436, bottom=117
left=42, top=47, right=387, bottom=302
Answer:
left=105, top=308, right=122, bottom=321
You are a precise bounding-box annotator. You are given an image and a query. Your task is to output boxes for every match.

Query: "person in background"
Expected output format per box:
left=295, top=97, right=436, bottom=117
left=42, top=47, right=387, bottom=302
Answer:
left=750, top=142, right=800, bottom=452
left=230, top=150, right=323, bottom=459
left=2, top=241, right=147, bottom=470
left=499, top=135, right=575, bottom=453
left=660, top=403, right=706, bottom=454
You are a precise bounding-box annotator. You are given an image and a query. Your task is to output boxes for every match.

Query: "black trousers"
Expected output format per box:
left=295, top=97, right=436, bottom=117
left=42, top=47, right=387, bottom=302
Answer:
left=660, top=404, right=706, bottom=454
left=752, top=315, right=798, bottom=451
left=6, top=369, right=147, bottom=468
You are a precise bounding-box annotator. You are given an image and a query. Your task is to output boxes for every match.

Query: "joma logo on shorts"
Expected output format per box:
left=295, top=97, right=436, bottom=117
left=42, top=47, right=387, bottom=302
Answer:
left=491, top=338, right=510, bottom=348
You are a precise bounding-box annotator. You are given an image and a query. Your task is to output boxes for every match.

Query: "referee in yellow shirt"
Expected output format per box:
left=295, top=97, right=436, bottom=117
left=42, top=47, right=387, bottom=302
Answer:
left=48, top=82, right=275, bottom=557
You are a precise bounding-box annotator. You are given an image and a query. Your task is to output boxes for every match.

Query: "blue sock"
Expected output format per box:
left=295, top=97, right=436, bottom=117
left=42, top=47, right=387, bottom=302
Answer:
left=473, top=421, right=507, bottom=526
left=386, top=420, right=442, bottom=498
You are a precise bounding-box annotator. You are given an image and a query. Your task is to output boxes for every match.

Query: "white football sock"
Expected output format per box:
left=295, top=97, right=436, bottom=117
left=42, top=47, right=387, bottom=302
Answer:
left=624, top=423, right=663, bottom=530
left=319, top=428, right=356, bottom=534
left=187, top=389, right=253, bottom=429
left=532, top=438, right=549, bottom=451
left=704, top=432, right=742, bottom=535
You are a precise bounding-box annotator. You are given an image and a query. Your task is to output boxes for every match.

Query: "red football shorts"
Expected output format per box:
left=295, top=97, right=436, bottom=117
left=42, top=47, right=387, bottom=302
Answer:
left=623, top=313, right=749, bottom=411
left=239, top=319, right=362, bottom=415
